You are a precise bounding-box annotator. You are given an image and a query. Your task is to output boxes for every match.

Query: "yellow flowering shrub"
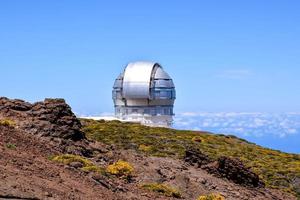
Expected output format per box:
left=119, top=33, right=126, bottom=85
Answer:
left=192, top=136, right=203, bottom=143
left=197, top=193, right=225, bottom=200
left=0, top=119, right=16, bottom=127
left=106, top=160, right=134, bottom=176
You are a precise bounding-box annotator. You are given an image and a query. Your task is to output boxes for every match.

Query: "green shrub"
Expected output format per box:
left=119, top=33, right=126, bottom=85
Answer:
left=51, top=154, right=106, bottom=175
left=141, top=183, right=181, bottom=198
left=51, top=154, right=93, bottom=167
left=5, top=143, right=16, bottom=150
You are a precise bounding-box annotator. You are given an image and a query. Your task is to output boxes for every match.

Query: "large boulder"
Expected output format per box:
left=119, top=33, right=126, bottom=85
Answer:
left=0, top=97, right=32, bottom=113
left=0, top=97, right=85, bottom=141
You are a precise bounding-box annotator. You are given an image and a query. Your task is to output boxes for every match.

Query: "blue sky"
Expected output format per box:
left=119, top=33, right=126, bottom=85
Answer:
left=0, top=1, right=299, bottom=153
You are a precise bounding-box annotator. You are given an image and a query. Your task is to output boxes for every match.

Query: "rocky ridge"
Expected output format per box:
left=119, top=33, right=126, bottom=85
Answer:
left=0, top=97, right=84, bottom=140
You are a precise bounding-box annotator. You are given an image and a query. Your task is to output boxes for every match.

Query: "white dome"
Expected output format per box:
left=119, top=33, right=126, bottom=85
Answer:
left=112, top=61, right=176, bottom=127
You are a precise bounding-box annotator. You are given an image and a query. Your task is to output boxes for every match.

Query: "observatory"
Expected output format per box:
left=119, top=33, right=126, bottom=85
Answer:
left=112, top=61, right=176, bottom=127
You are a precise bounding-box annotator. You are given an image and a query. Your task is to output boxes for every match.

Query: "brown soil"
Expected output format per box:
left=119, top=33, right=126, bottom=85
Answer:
left=0, top=125, right=175, bottom=200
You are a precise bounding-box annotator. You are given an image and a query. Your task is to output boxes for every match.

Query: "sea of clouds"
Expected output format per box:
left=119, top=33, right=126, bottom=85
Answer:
left=174, top=112, right=300, bottom=138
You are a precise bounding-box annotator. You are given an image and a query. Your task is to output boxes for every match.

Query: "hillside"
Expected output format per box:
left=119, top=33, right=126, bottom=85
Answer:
left=0, top=97, right=299, bottom=200
left=82, top=119, right=300, bottom=199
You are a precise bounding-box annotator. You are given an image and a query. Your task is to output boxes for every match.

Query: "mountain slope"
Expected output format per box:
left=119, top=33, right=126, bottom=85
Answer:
left=0, top=97, right=299, bottom=200
left=81, top=119, right=300, bottom=199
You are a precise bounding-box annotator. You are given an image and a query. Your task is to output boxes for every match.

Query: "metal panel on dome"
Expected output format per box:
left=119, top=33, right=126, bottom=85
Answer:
left=113, top=79, right=122, bottom=88
left=154, top=67, right=171, bottom=79
left=154, top=80, right=175, bottom=88
left=122, top=62, right=155, bottom=98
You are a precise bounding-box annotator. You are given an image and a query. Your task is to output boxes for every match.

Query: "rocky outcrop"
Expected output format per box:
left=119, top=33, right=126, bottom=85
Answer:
left=216, top=157, right=264, bottom=187
left=203, top=156, right=264, bottom=188
left=184, top=147, right=212, bottom=167
left=0, top=98, right=32, bottom=112
left=0, top=97, right=85, bottom=141
left=184, top=148, right=264, bottom=188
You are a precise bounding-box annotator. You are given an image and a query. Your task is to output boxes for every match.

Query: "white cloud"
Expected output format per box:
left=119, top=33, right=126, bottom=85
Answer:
left=79, top=112, right=117, bottom=121
left=180, top=112, right=199, bottom=117
left=174, top=112, right=300, bottom=138
left=253, top=118, right=267, bottom=127
left=202, top=121, right=211, bottom=127
left=286, top=129, right=297, bottom=134
left=98, top=112, right=114, bottom=117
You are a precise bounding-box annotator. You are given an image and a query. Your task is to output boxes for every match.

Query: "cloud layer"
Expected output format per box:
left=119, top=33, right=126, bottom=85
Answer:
left=174, top=112, right=300, bottom=138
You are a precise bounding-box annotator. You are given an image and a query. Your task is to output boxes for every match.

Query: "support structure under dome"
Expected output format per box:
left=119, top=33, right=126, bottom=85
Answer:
left=112, top=61, right=176, bottom=127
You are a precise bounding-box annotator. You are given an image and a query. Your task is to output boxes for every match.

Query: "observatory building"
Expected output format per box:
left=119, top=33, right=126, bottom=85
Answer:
left=112, top=61, right=176, bottom=127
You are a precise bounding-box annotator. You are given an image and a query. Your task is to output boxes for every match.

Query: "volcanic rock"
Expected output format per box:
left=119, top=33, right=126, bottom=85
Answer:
left=184, top=147, right=212, bottom=167
left=0, top=97, right=85, bottom=141
left=204, top=156, right=264, bottom=188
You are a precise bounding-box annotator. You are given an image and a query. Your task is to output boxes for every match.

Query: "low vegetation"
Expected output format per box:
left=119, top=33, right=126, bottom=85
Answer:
left=138, top=144, right=153, bottom=152
left=51, top=154, right=134, bottom=179
left=106, top=160, right=134, bottom=177
left=0, top=119, right=16, bottom=127
left=51, top=154, right=104, bottom=173
left=141, top=183, right=182, bottom=198
left=81, top=119, right=300, bottom=198
left=81, top=165, right=104, bottom=173
left=197, top=193, right=225, bottom=200
left=5, top=143, right=16, bottom=150
left=52, top=154, right=93, bottom=167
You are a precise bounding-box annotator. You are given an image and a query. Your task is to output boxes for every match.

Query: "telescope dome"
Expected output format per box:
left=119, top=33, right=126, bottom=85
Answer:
left=112, top=61, right=176, bottom=127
